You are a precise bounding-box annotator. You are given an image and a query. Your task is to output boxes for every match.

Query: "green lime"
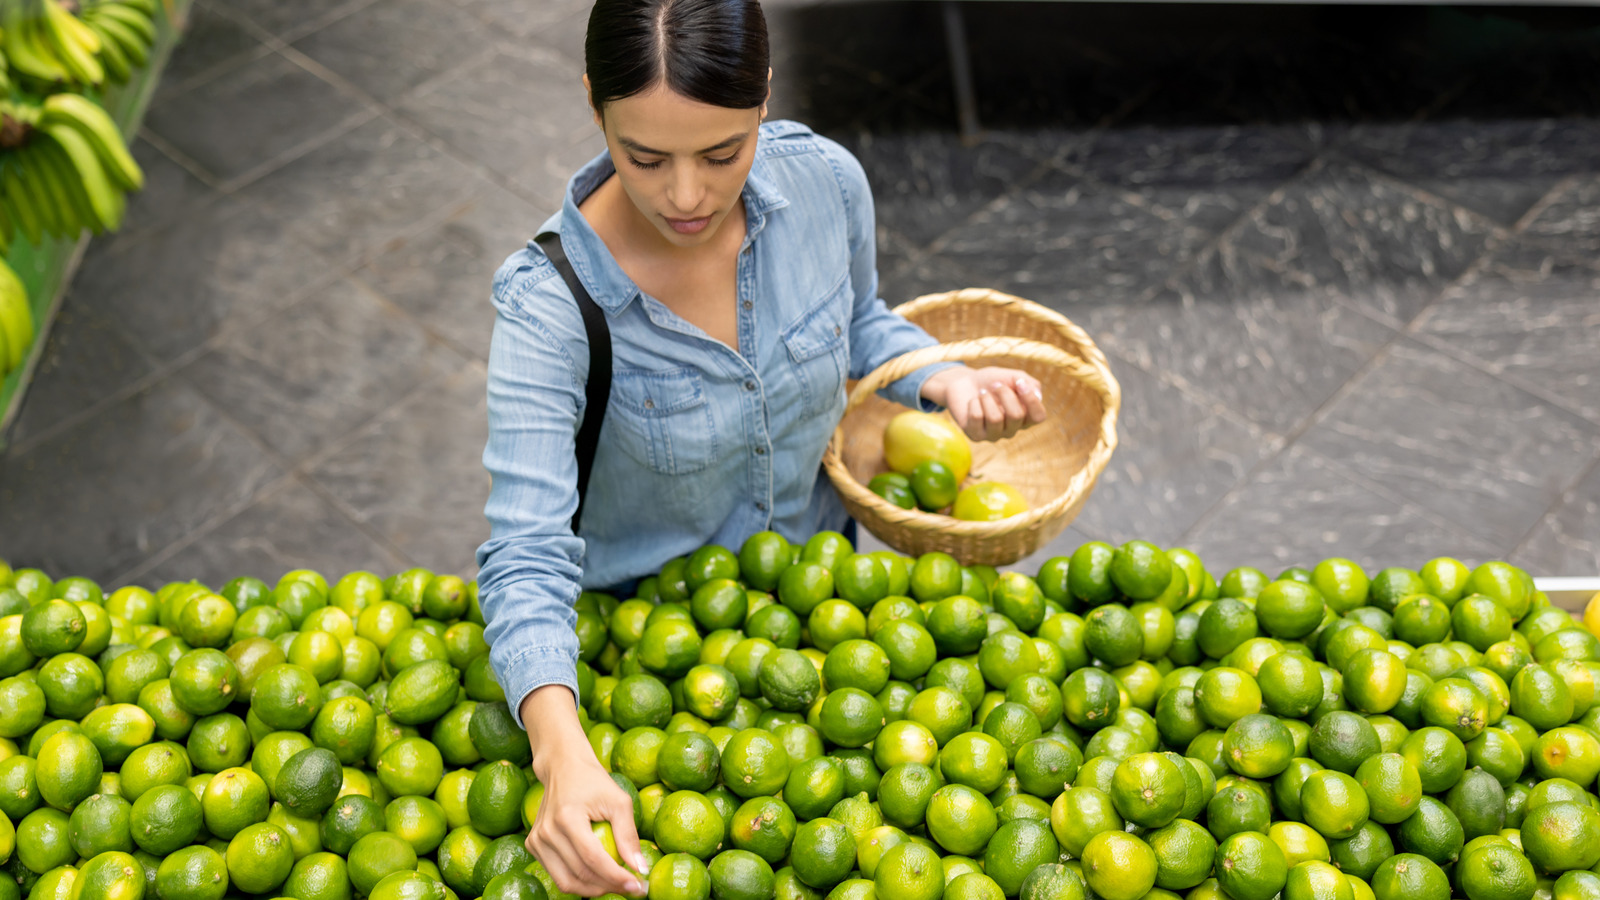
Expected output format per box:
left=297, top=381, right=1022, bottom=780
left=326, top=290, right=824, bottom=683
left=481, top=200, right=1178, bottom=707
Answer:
left=1080, top=830, right=1156, bottom=900
left=790, top=818, right=854, bottom=889
left=1215, top=831, right=1289, bottom=900
left=1370, top=853, right=1450, bottom=900
left=1457, top=841, right=1536, bottom=900
left=156, top=845, right=231, bottom=900
left=348, top=831, right=418, bottom=896
left=909, top=461, right=959, bottom=511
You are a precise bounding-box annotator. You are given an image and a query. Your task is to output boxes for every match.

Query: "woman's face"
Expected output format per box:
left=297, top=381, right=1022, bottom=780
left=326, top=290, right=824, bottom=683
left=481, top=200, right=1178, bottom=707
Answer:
left=590, top=80, right=765, bottom=248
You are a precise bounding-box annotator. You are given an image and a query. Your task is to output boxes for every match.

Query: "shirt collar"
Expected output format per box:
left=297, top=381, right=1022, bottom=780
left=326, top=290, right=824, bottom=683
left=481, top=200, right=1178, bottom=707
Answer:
left=553, top=139, right=791, bottom=316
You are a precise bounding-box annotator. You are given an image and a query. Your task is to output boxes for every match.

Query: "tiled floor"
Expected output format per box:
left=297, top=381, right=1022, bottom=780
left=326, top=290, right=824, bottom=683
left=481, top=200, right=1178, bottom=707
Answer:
left=3, top=0, right=1599, bottom=588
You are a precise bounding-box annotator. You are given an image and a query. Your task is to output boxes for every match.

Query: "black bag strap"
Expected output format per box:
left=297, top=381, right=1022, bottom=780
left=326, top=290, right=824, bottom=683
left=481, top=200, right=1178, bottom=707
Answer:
left=534, top=231, right=611, bottom=534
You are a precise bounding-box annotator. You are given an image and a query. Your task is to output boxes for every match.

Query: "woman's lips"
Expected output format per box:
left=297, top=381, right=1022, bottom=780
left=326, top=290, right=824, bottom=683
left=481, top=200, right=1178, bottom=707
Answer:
left=665, top=215, right=712, bottom=235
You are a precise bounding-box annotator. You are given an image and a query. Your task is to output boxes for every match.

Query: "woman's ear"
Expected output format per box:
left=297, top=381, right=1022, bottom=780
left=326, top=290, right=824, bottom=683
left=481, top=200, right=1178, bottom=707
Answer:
left=761, top=67, right=772, bottom=120
left=584, top=73, right=602, bottom=128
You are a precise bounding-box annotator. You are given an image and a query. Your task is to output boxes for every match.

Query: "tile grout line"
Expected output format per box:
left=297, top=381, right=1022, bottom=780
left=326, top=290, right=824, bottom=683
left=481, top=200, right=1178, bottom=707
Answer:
left=1173, top=247, right=1490, bottom=548
left=1507, top=444, right=1600, bottom=565
left=1403, top=328, right=1600, bottom=432
left=109, top=362, right=465, bottom=588
left=108, top=470, right=304, bottom=588
left=161, top=0, right=523, bottom=208
left=10, top=172, right=483, bottom=462
left=245, top=17, right=556, bottom=213
left=213, top=107, right=385, bottom=194
left=876, top=72, right=1159, bottom=267
left=1161, top=133, right=1579, bottom=550
left=136, top=127, right=228, bottom=192
left=1305, top=447, right=1510, bottom=556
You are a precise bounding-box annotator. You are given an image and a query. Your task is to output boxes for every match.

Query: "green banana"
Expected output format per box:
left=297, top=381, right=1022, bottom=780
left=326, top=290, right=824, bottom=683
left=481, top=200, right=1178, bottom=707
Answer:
left=0, top=258, right=34, bottom=378
left=42, top=92, right=144, bottom=191
left=21, top=144, right=73, bottom=237
left=15, top=148, right=69, bottom=239
left=89, top=2, right=155, bottom=44
left=87, top=12, right=148, bottom=68
left=42, top=0, right=105, bottom=86
left=41, top=126, right=121, bottom=230
left=0, top=163, right=44, bottom=247
left=48, top=135, right=104, bottom=236
left=109, top=0, right=160, bottom=20
left=0, top=192, right=14, bottom=252
left=4, top=4, right=71, bottom=83
left=32, top=139, right=95, bottom=237
left=92, top=22, right=132, bottom=81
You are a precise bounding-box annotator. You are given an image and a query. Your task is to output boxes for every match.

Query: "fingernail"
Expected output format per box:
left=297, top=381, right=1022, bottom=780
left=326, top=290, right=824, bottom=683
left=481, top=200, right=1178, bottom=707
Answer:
left=990, top=382, right=1006, bottom=391
left=979, top=388, right=989, bottom=395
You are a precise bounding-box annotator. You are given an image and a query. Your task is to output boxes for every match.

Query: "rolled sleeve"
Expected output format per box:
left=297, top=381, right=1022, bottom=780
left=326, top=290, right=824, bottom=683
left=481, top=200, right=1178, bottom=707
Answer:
left=477, top=268, right=592, bottom=732
left=828, top=141, right=961, bottom=412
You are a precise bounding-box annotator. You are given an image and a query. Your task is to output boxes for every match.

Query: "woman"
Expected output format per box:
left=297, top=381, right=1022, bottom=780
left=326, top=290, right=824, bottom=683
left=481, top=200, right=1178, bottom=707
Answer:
left=476, top=0, right=1048, bottom=894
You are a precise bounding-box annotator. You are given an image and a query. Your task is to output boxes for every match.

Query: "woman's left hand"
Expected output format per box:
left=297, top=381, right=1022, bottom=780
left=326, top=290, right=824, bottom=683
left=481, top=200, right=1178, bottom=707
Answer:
left=920, top=366, right=1048, bottom=441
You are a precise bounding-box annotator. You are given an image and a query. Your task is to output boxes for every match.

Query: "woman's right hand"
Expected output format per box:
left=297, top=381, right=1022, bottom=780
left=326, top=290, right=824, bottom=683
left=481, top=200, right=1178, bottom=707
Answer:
left=522, top=685, right=649, bottom=898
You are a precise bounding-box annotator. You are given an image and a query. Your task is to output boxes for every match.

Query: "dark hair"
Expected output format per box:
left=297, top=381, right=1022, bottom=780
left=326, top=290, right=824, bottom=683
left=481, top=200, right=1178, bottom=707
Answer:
left=586, top=0, right=770, bottom=111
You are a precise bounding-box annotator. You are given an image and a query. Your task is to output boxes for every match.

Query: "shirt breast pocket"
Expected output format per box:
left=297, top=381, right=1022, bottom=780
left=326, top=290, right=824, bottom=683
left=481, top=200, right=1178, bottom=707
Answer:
left=608, top=367, right=720, bottom=476
left=782, top=282, right=849, bottom=422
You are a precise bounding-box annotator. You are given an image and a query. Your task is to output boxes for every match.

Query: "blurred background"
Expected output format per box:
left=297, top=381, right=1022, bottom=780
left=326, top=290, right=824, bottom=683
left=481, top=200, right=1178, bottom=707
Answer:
left=1, top=0, right=1598, bottom=588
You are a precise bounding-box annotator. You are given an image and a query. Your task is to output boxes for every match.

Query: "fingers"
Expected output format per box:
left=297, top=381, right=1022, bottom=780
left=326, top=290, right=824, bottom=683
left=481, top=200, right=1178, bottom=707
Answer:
left=988, top=380, right=1028, bottom=439
left=962, top=395, right=987, bottom=442
left=1018, top=375, right=1048, bottom=423
left=607, top=793, right=650, bottom=886
left=566, top=810, right=644, bottom=897
left=528, top=830, right=594, bottom=898
left=528, top=811, right=646, bottom=899
left=978, top=388, right=1005, bottom=441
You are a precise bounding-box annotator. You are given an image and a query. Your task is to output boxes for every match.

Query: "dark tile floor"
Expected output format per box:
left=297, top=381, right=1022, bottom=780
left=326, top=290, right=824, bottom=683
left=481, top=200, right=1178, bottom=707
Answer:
left=3, top=0, right=1599, bottom=587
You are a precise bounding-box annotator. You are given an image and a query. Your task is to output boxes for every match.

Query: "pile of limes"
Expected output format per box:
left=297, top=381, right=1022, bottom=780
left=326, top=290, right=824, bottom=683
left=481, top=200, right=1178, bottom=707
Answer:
left=0, top=537, right=1595, bottom=900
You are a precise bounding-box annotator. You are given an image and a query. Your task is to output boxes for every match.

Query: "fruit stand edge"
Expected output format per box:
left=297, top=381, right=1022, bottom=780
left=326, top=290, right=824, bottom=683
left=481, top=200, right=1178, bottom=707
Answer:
left=0, top=0, right=196, bottom=451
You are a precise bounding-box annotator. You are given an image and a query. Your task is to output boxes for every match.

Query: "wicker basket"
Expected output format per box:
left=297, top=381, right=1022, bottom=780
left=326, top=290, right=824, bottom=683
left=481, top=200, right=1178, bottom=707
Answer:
left=822, top=290, right=1120, bottom=566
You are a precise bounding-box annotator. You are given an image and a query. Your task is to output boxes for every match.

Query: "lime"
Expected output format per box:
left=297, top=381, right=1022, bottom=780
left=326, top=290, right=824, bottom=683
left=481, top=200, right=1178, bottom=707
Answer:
left=157, top=845, right=231, bottom=900
left=1370, top=853, right=1450, bottom=900
left=1215, top=831, right=1289, bottom=900
left=348, top=831, right=419, bottom=896
left=909, top=461, right=959, bottom=511
left=1080, top=830, right=1156, bottom=900
left=225, top=822, right=296, bottom=895
left=790, top=818, right=854, bottom=889
left=1457, top=841, right=1536, bottom=900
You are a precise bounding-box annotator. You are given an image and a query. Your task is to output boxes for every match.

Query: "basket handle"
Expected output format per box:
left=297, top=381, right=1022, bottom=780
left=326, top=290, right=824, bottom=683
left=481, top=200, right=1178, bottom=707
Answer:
left=844, top=336, right=1120, bottom=417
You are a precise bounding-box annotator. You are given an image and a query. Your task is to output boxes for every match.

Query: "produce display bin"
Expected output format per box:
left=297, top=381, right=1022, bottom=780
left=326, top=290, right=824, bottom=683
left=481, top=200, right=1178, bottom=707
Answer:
left=1538, top=577, right=1600, bottom=612
left=0, top=0, right=194, bottom=451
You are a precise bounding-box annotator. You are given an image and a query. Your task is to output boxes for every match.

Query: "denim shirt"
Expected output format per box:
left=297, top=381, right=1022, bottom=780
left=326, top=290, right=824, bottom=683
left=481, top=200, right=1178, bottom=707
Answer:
left=476, top=120, right=954, bottom=727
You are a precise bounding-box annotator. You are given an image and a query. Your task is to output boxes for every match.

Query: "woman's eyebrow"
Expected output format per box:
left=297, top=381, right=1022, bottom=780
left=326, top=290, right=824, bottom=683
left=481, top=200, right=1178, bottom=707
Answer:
left=618, top=132, right=751, bottom=156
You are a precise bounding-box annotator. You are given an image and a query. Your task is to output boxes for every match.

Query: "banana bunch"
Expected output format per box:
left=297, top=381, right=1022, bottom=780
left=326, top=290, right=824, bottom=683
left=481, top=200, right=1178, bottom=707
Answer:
left=2, top=0, right=107, bottom=87
left=77, top=0, right=159, bottom=83
left=0, top=92, right=143, bottom=245
left=0, top=257, right=34, bottom=379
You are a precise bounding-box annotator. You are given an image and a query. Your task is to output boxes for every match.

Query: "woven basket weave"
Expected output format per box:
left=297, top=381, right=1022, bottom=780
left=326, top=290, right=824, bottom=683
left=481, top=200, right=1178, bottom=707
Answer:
left=822, top=289, right=1120, bottom=566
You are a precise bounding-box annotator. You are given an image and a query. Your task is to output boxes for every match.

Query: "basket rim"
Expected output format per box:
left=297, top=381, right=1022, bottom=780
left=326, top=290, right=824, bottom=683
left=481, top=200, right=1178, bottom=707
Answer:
left=822, top=334, right=1120, bottom=539
left=894, top=287, right=1117, bottom=385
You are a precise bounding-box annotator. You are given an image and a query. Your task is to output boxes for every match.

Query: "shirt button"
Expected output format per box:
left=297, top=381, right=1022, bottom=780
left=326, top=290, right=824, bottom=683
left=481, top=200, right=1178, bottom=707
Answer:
left=756, top=501, right=768, bottom=512
left=834, top=325, right=842, bottom=336
left=744, top=380, right=757, bottom=391
left=742, top=300, right=753, bottom=311
left=643, top=398, right=654, bottom=409
left=755, top=446, right=766, bottom=456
